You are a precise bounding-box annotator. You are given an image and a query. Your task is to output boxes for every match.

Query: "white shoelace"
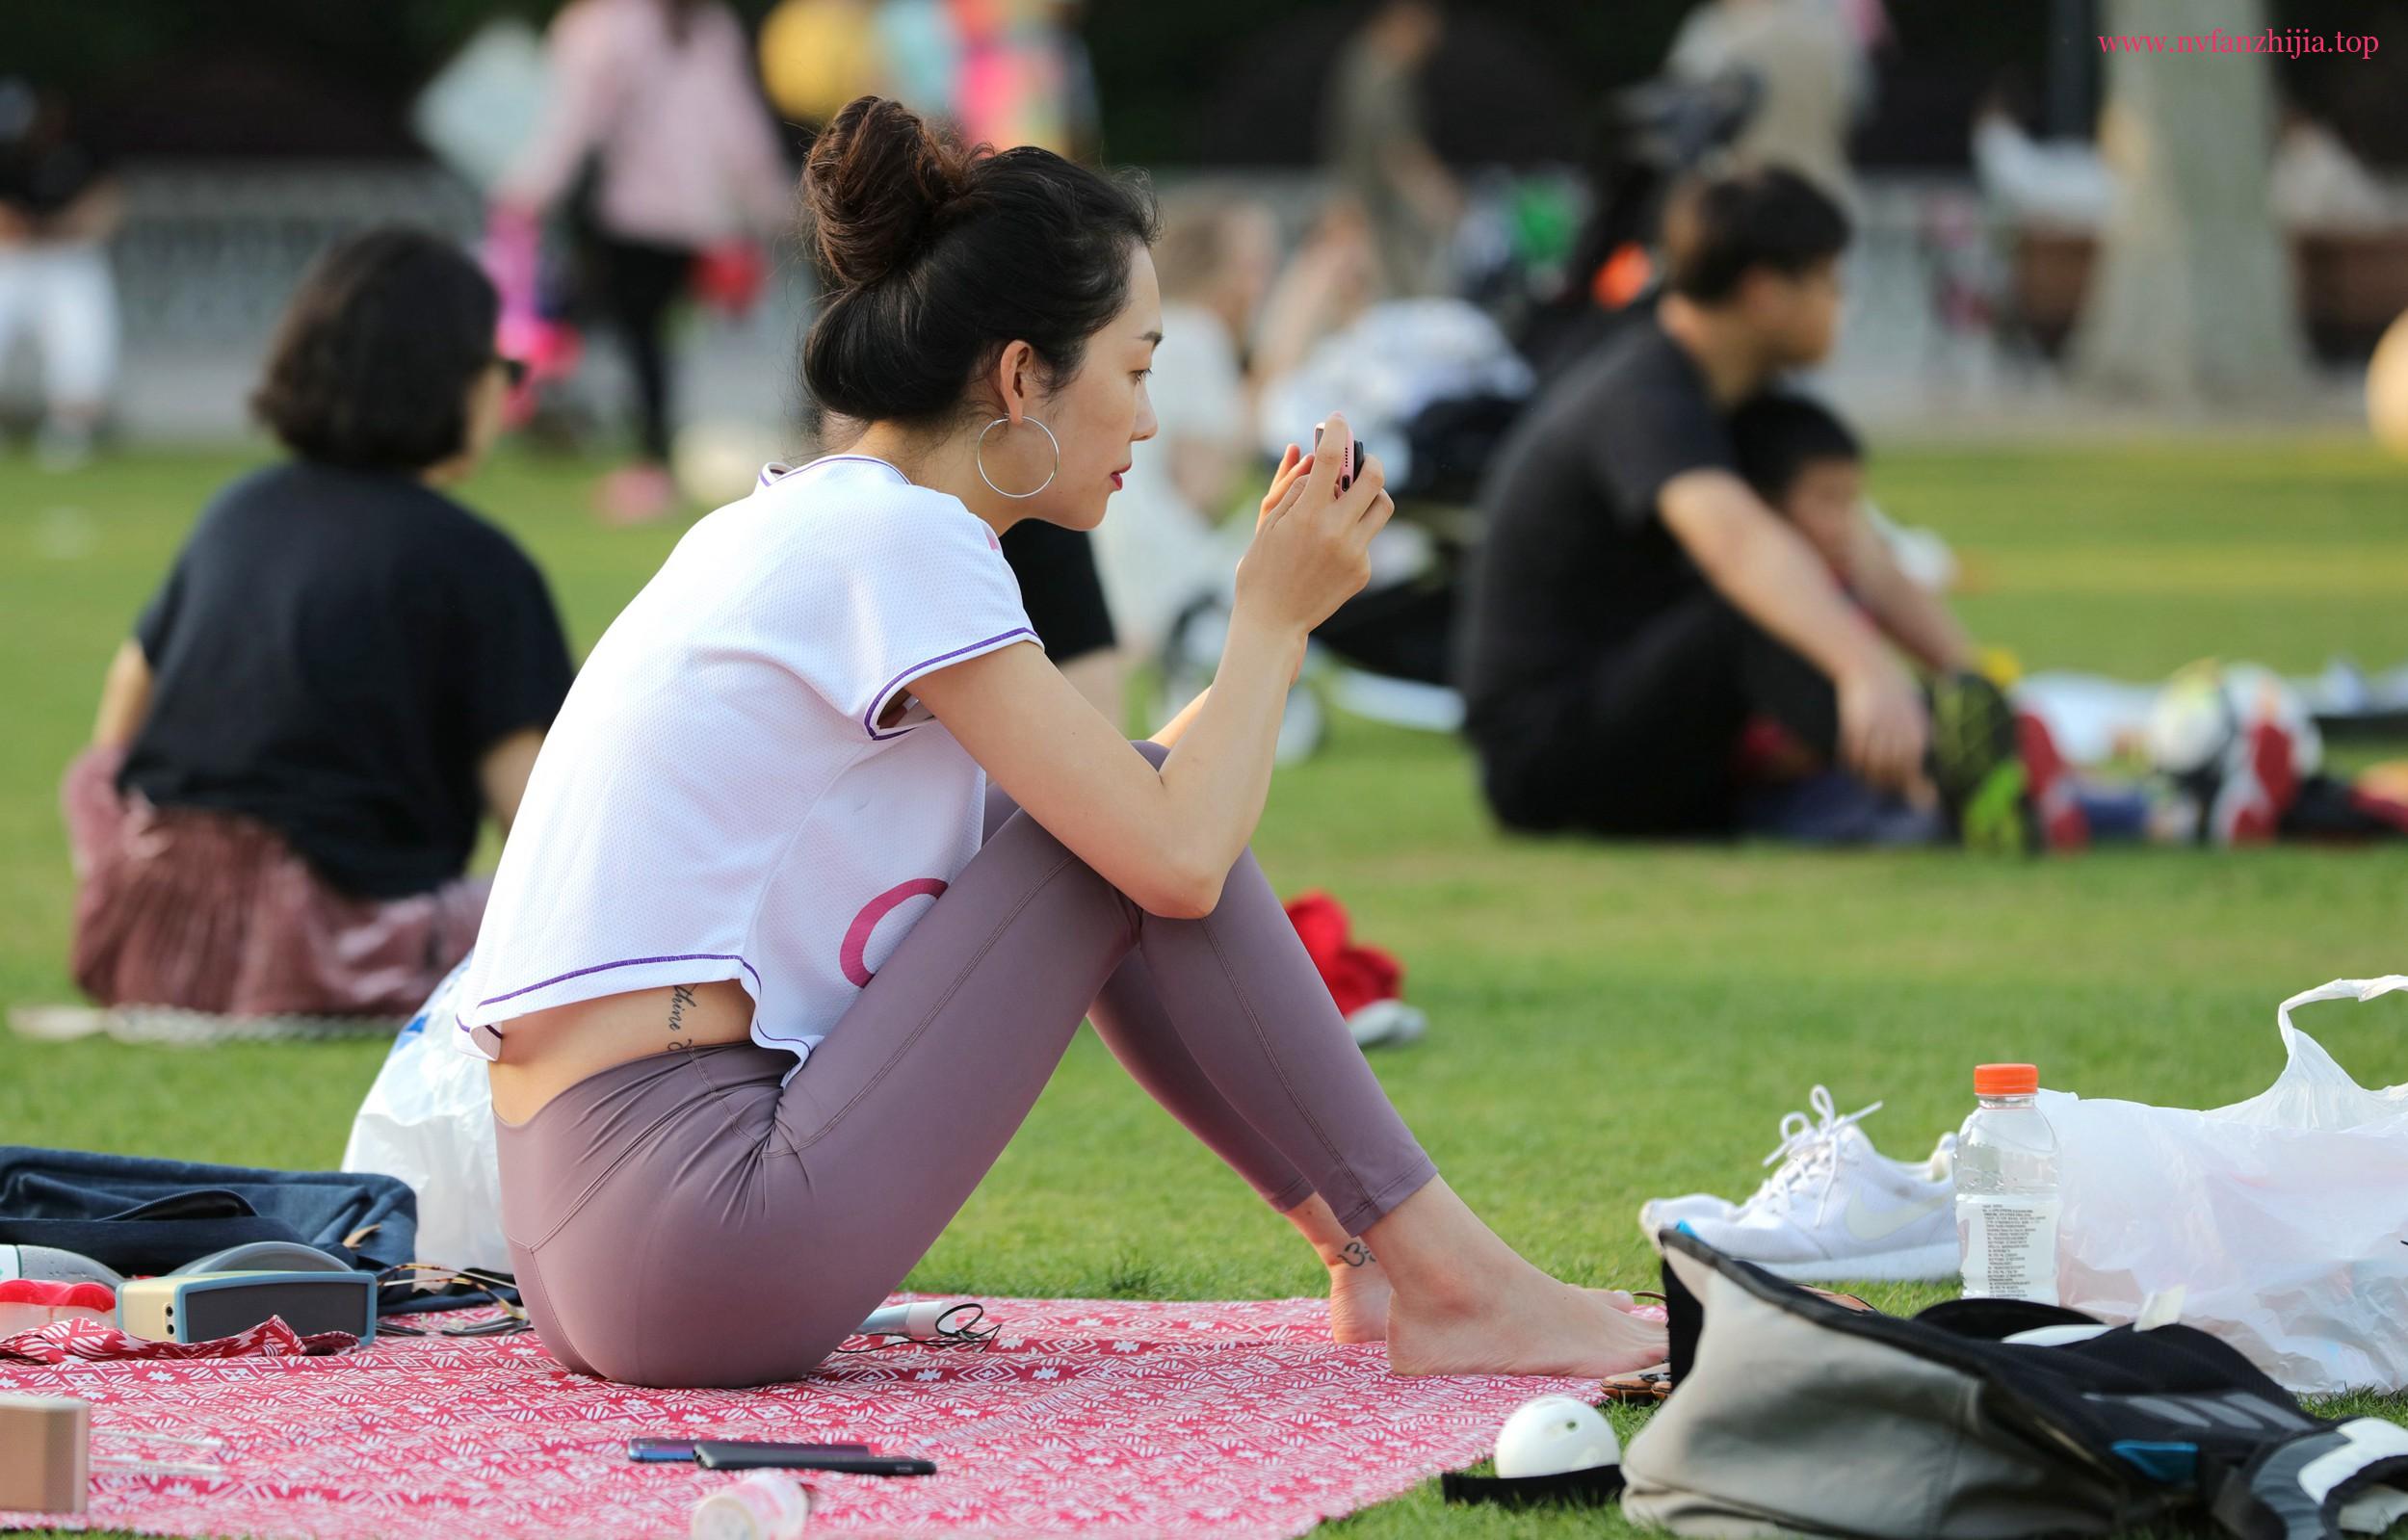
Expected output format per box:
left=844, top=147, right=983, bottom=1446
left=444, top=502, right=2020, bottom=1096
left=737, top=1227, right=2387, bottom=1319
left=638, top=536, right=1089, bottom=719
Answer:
left=1742, top=1085, right=1886, bottom=1224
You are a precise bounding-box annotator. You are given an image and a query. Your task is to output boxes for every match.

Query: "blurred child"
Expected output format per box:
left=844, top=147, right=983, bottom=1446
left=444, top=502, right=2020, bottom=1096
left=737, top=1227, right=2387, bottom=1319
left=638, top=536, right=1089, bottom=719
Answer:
left=1727, top=394, right=2087, bottom=847
left=1728, top=394, right=1972, bottom=679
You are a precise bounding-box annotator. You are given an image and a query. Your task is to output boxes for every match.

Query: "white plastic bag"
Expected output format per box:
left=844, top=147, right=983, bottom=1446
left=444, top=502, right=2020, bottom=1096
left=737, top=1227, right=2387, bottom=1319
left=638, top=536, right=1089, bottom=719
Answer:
left=2042, top=976, right=2408, bottom=1395
left=339, top=956, right=510, bottom=1272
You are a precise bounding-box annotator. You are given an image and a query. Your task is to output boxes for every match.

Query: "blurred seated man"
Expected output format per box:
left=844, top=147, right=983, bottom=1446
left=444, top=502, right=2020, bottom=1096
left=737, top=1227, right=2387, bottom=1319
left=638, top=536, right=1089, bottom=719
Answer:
left=1455, top=169, right=2051, bottom=852
left=65, top=229, right=576, bottom=1016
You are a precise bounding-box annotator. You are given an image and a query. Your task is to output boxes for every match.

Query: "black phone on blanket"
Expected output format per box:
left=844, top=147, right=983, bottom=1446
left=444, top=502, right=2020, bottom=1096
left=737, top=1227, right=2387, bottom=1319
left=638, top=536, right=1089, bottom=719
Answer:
left=694, top=1442, right=937, bottom=1475
left=628, top=1437, right=868, bottom=1463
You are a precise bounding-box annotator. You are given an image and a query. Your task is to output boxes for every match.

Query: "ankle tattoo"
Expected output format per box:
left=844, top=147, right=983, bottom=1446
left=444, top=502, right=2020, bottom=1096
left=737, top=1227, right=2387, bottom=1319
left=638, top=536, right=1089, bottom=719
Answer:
left=1337, top=1240, right=1374, bottom=1268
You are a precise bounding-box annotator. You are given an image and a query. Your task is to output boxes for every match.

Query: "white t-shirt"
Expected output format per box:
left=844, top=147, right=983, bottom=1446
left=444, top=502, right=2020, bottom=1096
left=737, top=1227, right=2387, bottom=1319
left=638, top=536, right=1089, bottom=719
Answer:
left=453, top=455, right=1039, bottom=1077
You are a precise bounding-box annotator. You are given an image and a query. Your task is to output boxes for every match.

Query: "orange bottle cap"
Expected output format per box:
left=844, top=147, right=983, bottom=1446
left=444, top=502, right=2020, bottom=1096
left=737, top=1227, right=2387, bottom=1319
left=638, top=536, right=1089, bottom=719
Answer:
left=1975, top=1063, right=2039, bottom=1096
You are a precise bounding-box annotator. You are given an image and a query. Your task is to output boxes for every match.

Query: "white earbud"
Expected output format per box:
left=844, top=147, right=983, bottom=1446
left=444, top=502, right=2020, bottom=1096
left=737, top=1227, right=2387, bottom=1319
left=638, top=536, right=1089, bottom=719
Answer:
left=1493, top=1394, right=1620, bottom=1478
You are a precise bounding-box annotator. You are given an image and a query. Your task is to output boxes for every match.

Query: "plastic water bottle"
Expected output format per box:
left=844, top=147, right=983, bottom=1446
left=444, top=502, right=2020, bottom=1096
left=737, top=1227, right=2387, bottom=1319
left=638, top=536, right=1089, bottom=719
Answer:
left=1955, top=1062, right=2060, bottom=1304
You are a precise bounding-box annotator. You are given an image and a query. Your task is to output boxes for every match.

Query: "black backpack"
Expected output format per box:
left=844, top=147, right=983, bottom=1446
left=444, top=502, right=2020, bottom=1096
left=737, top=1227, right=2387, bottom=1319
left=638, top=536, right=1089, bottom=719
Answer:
left=1620, top=1230, right=2408, bottom=1539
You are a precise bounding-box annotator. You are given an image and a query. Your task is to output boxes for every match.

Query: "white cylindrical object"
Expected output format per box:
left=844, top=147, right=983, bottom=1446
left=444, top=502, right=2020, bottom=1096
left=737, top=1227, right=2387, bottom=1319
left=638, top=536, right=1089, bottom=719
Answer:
left=692, top=1472, right=812, bottom=1540
left=1493, top=1394, right=1619, bottom=1478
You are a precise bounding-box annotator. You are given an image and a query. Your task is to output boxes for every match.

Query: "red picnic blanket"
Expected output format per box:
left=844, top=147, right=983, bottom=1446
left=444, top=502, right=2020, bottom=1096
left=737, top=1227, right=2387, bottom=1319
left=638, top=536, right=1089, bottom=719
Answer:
left=1, top=1313, right=356, bottom=1365
left=0, top=1294, right=1604, bottom=1539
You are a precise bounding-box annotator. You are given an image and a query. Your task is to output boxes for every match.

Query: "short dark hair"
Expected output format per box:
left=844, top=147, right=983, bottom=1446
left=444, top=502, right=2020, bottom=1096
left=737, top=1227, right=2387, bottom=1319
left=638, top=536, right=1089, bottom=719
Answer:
left=1661, top=168, right=1850, bottom=304
left=250, top=227, right=499, bottom=472
left=1731, top=393, right=1862, bottom=503
left=799, top=95, right=1159, bottom=430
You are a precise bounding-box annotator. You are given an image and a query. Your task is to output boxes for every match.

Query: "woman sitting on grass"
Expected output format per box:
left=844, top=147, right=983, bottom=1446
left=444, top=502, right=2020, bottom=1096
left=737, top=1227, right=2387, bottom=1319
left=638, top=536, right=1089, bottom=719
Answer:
left=67, top=229, right=574, bottom=1018
left=456, top=96, right=1666, bottom=1389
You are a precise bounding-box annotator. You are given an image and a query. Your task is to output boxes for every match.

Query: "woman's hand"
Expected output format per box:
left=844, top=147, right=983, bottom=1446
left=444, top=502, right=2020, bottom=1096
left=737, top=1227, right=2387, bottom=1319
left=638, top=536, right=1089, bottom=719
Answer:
left=1256, top=442, right=1311, bottom=530
left=1235, top=411, right=1395, bottom=639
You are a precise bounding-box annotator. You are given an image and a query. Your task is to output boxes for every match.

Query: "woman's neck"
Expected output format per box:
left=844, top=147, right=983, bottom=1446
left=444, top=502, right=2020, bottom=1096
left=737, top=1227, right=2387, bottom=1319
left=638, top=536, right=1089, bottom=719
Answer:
left=841, top=421, right=1020, bottom=540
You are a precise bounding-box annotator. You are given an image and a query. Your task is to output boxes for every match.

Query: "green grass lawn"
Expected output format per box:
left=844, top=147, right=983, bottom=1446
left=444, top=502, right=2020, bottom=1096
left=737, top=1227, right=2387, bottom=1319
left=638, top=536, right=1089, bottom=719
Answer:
left=3, top=437, right=2406, bottom=1538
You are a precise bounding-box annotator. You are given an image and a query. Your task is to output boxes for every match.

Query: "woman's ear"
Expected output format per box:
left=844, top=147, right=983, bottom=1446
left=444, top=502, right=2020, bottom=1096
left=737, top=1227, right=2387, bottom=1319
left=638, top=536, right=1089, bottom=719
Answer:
left=995, top=340, right=1038, bottom=426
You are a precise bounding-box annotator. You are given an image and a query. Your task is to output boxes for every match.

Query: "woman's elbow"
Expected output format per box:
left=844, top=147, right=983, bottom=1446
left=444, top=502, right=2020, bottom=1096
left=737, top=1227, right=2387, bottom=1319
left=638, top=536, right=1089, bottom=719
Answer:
left=1131, top=854, right=1226, bottom=921
left=1166, top=876, right=1227, bottom=921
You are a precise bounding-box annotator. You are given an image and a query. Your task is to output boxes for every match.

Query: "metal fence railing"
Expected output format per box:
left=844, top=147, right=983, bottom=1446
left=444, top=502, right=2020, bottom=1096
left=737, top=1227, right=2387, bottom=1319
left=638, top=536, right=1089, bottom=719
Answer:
left=110, top=163, right=482, bottom=351
left=33, top=163, right=2354, bottom=439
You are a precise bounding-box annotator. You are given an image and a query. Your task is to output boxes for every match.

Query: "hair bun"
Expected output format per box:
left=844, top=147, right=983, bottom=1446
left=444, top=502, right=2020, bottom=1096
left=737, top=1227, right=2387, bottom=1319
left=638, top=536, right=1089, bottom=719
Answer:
left=804, top=95, right=977, bottom=292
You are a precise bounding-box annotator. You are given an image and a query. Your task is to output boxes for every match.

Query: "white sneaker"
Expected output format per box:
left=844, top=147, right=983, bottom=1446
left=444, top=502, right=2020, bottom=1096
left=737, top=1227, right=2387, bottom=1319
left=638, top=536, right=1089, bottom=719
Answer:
left=1346, top=998, right=1427, bottom=1050
left=1638, top=1087, right=1950, bottom=1245
left=1637, top=1188, right=1742, bottom=1238
left=1667, top=1098, right=1958, bottom=1283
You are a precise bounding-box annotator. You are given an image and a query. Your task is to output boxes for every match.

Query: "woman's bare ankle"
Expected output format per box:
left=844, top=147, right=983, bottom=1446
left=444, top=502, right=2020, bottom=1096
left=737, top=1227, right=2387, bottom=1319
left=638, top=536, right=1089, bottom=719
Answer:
left=1324, top=1240, right=1392, bottom=1344
left=1275, top=1194, right=1395, bottom=1344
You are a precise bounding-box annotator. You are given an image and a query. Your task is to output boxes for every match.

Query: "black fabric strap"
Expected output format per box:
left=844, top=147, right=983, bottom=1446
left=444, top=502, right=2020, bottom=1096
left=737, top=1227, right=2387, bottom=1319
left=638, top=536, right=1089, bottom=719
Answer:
left=0, top=1215, right=304, bottom=1276
left=2207, top=1425, right=2408, bottom=1540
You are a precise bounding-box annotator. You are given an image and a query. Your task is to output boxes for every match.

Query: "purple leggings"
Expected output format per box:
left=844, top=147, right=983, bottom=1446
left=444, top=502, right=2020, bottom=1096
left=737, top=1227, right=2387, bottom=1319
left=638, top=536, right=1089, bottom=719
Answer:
left=492, top=742, right=1437, bottom=1388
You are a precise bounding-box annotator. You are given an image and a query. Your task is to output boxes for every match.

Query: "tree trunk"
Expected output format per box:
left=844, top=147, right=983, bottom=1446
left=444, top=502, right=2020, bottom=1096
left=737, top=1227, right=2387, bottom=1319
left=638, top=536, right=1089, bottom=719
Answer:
left=2071, top=0, right=2307, bottom=406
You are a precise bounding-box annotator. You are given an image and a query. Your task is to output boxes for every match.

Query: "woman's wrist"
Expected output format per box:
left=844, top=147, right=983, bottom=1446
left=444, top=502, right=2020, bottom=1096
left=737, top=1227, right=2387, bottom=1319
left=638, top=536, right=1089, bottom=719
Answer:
left=1226, top=597, right=1311, bottom=677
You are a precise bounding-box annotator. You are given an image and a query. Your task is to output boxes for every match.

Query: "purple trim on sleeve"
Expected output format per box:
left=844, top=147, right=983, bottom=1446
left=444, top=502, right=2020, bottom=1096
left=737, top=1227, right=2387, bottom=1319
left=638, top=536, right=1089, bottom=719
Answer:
left=467, top=952, right=766, bottom=1012
left=863, top=628, right=1037, bottom=741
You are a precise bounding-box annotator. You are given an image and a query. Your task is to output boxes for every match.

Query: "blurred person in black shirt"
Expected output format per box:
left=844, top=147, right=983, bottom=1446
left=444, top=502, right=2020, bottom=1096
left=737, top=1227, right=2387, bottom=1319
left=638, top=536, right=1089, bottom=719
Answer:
left=65, top=229, right=576, bottom=1016
left=0, top=80, right=121, bottom=469
left=1457, top=170, right=2040, bottom=850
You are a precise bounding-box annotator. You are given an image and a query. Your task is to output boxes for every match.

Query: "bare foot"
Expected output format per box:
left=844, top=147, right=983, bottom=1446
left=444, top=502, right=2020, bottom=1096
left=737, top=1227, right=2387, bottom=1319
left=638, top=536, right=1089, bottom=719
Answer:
left=1326, top=1241, right=1392, bottom=1344
left=1386, top=1268, right=1667, bottom=1378
left=1331, top=1266, right=1636, bottom=1344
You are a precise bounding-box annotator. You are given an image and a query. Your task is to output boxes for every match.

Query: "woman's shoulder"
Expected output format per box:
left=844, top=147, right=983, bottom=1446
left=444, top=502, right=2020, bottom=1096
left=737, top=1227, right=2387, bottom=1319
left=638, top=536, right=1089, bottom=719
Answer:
left=180, top=460, right=342, bottom=550
left=744, top=457, right=1001, bottom=557
left=240, top=462, right=548, bottom=581
left=196, top=458, right=307, bottom=516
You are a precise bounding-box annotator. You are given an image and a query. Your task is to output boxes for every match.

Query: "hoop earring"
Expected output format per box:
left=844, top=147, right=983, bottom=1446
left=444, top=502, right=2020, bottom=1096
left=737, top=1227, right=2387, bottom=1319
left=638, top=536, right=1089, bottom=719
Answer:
left=975, top=415, right=1060, bottom=500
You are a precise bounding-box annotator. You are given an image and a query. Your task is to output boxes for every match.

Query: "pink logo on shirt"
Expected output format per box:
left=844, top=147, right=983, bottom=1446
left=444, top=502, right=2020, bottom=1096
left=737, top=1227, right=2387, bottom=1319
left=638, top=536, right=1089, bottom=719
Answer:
left=839, top=877, right=952, bottom=986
